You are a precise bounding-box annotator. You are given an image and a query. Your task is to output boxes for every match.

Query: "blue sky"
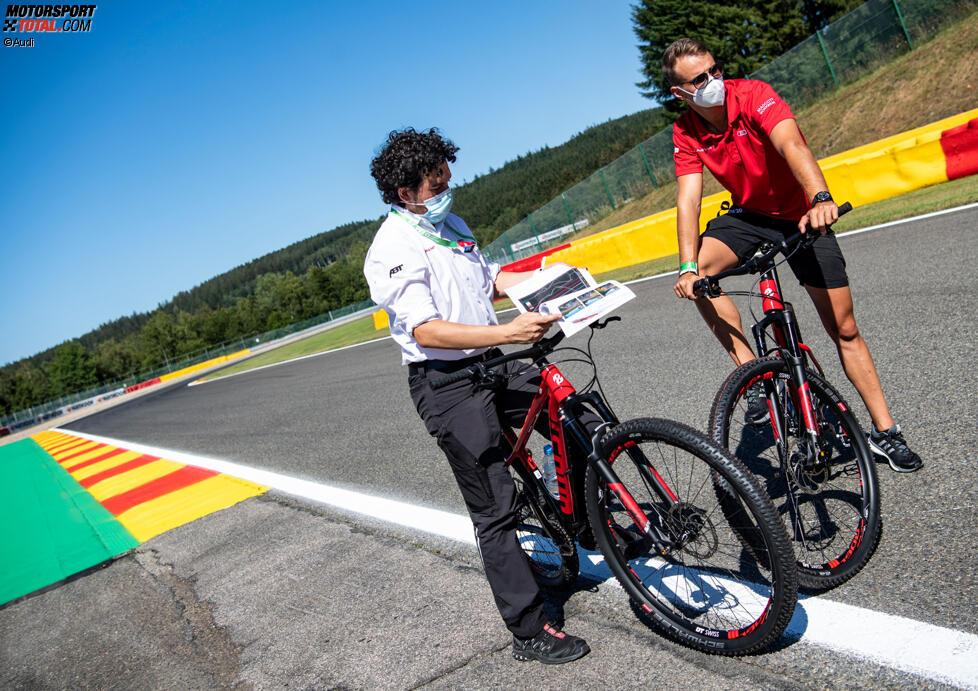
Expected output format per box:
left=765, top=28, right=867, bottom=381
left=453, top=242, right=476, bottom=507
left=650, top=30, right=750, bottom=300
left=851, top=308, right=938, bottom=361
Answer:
left=0, top=1, right=654, bottom=366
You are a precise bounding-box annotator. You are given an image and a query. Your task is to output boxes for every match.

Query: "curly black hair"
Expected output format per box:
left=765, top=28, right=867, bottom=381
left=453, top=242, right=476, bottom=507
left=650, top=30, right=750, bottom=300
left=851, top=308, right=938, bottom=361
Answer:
left=370, top=128, right=459, bottom=205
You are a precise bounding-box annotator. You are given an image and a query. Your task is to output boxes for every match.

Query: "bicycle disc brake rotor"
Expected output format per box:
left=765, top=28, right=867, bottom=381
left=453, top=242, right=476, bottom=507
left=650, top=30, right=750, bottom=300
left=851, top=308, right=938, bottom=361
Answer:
left=667, top=502, right=718, bottom=558
left=787, top=435, right=830, bottom=491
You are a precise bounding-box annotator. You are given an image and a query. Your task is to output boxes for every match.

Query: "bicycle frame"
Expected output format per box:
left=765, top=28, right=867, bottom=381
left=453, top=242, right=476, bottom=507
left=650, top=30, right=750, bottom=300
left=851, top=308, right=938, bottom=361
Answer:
left=750, top=259, right=829, bottom=465
left=501, top=358, right=683, bottom=553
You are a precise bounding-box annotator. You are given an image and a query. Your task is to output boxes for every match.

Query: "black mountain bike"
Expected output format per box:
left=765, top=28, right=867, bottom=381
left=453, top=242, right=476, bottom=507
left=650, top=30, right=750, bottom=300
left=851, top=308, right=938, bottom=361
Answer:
left=694, top=203, right=882, bottom=590
left=431, top=319, right=798, bottom=655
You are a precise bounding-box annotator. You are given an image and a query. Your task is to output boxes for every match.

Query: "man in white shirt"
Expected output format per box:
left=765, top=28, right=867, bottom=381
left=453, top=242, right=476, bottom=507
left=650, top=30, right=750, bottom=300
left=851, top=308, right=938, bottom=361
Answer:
left=364, top=128, right=589, bottom=664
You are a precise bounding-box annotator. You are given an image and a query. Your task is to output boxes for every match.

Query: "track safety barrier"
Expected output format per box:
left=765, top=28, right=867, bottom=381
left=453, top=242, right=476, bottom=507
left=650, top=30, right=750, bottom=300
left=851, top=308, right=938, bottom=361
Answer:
left=511, top=108, right=978, bottom=277
left=373, top=108, right=978, bottom=329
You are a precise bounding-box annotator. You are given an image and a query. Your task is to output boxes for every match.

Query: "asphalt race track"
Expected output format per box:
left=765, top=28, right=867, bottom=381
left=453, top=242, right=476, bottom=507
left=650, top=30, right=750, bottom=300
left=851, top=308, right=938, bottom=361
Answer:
left=3, top=206, right=977, bottom=688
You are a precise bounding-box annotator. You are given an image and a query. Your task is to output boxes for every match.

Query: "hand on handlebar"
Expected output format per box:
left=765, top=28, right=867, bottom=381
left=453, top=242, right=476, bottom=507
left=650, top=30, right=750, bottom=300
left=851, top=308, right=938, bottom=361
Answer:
left=505, top=311, right=560, bottom=344
left=674, top=271, right=702, bottom=300
left=799, top=200, right=839, bottom=235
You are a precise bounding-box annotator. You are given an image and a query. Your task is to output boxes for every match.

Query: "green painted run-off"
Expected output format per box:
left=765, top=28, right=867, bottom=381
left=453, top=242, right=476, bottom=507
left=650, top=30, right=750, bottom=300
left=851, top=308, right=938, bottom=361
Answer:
left=0, top=439, right=138, bottom=605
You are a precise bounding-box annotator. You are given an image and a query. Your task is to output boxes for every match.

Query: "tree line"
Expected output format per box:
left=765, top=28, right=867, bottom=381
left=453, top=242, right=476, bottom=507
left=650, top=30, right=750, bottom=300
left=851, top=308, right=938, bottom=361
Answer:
left=632, top=0, right=864, bottom=111
left=1, top=107, right=677, bottom=418
left=4, top=0, right=877, bottom=418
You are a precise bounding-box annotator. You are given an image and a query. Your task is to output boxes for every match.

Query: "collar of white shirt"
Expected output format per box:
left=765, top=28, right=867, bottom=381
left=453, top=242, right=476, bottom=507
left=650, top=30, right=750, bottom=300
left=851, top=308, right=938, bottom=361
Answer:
left=390, top=204, right=469, bottom=242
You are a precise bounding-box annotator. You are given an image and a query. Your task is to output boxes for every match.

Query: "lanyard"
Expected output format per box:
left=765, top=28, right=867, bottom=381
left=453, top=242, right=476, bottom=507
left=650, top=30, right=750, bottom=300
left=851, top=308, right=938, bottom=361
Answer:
left=392, top=208, right=478, bottom=253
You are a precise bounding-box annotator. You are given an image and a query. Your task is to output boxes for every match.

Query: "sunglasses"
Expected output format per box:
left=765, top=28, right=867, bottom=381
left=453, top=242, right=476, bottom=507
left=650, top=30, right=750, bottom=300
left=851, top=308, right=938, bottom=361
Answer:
left=680, top=63, right=723, bottom=90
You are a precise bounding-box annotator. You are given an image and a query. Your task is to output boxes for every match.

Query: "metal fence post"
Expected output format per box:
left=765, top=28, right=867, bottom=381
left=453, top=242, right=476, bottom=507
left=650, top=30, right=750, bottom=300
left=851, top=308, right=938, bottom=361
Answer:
left=528, top=213, right=543, bottom=251
left=815, top=31, right=840, bottom=88
left=637, top=143, right=659, bottom=189
left=561, top=194, right=577, bottom=231
left=891, top=0, right=914, bottom=49
left=598, top=169, right=616, bottom=210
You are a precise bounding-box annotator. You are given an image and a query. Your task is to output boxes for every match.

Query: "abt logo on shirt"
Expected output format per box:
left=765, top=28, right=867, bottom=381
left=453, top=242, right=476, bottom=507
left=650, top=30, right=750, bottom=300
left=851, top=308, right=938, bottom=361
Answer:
left=389, top=264, right=403, bottom=277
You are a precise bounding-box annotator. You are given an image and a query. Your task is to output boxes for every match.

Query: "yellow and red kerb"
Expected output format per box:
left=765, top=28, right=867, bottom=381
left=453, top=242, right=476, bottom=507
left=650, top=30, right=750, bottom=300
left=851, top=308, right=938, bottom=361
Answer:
left=32, top=430, right=268, bottom=542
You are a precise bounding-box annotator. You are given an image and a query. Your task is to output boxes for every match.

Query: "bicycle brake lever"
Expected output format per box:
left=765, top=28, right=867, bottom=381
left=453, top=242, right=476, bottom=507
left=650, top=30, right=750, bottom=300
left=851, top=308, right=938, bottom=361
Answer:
left=591, top=316, right=621, bottom=330
left=799, top=231, right=819, bottom=248
left=473, top=363, right=506, bottom=391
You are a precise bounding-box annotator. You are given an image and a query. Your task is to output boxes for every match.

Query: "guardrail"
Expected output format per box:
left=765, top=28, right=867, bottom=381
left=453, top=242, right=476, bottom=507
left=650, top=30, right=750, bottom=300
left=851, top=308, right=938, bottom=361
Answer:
left=1, top=300, right=378, bottom=436
left=366, top=107, right=978, bottom=333
left=481, top=0, right=977, bottom=267
left=531, top=109, right=978, bottom=276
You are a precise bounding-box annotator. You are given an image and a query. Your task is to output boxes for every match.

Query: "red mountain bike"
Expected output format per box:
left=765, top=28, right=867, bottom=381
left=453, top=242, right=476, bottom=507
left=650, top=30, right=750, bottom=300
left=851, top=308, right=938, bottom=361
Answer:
left=431, top=319, right=798, bottom=655
left=694, top=203, right=882, bottom=591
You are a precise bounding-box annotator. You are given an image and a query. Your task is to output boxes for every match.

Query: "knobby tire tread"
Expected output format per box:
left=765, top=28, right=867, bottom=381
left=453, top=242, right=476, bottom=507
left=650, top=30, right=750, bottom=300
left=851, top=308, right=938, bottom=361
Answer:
left=585, top=417, right=798, bottom=655
left=709, top=357, right=882, bottom=591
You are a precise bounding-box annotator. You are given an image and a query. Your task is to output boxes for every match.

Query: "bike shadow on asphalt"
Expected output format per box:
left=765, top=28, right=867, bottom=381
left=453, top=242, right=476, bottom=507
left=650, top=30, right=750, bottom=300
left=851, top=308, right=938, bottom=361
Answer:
left=551, top=546, right=811, bottom=654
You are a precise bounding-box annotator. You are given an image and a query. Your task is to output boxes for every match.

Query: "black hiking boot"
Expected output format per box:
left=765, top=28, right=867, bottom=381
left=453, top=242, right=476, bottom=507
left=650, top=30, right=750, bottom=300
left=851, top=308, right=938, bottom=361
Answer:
left=513, top=623, right=590, bottom=664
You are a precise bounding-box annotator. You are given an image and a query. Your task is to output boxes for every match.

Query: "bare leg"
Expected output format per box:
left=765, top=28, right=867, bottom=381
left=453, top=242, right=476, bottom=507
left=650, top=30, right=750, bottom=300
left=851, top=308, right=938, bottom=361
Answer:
left=695, top=237, right=757, bottom=365
left=805, top=285, right=895, bottom=432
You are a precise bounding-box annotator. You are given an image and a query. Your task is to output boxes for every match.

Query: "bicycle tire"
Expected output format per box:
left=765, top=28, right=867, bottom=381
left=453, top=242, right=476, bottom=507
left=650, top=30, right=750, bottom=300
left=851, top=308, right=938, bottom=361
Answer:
left=710, top=356, right=882, bottom=591
left=510, top=463, right=579, bottom=589
left=585, top=418, right=798, bottom=655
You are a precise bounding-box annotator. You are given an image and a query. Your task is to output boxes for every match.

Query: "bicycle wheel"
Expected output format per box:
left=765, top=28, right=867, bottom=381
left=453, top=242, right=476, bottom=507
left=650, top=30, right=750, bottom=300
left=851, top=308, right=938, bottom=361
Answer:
left=585, top=418, right=797, bottom=655
left=710, top=356, right=882, bottom=591
left=510, top=464, right=579, bottom=589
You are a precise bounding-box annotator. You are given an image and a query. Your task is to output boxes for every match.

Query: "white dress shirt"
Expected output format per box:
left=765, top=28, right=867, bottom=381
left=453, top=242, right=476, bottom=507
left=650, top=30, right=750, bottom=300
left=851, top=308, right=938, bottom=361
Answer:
left=364, top=206, right=501, bottom=365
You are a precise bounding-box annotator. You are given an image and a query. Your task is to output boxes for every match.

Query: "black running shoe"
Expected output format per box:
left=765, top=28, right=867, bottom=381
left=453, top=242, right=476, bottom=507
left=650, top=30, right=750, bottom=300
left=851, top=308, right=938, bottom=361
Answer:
left=513, top=623, right=590, bottom=664
left=868, top=424, right=923, bottom=473
left=745, top=383, right=770, bottom=426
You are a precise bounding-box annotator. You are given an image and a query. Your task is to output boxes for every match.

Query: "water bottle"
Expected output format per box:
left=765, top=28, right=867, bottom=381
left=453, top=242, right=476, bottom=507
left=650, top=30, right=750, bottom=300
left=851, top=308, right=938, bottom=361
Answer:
left=541, top=444, right=559, bottom=498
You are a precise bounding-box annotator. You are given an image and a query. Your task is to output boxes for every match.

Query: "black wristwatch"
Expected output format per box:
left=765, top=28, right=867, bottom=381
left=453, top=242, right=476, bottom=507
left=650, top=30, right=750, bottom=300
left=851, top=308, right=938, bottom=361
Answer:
left=811, top=190, right=833, bottom=205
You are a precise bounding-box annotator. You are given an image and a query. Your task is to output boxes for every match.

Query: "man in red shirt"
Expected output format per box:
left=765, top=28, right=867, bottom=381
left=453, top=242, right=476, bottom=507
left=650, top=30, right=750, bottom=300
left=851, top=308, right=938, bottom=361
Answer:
left=667, top=37, right=921, bottom=472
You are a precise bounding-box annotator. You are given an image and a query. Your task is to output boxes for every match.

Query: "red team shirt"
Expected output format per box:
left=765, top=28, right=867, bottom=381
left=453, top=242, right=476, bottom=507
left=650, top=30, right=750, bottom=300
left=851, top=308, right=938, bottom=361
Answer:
left=673, top=79, right=811, bottom=221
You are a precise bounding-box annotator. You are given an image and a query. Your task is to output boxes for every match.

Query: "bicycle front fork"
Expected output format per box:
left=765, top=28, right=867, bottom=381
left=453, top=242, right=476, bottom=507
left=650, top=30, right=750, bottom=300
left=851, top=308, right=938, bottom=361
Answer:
left=585, top=426, right=679, bottom=556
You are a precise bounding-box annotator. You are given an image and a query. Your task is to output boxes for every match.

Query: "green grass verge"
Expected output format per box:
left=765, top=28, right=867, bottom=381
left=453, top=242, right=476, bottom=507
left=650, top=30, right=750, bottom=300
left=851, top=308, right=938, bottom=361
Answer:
left=202, top=317, right=390, bottom=380
left=201, top=176, right=978, bottom=381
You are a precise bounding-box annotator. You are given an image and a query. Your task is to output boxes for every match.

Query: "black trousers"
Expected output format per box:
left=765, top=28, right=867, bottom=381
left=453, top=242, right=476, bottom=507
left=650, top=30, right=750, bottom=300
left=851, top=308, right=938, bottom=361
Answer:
left=408, top=358, right=555, bottom=638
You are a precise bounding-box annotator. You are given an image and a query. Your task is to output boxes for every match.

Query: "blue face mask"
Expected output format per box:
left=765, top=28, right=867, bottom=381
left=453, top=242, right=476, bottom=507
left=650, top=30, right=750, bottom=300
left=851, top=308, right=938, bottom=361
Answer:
left=418, top=187, right=453, bottom=225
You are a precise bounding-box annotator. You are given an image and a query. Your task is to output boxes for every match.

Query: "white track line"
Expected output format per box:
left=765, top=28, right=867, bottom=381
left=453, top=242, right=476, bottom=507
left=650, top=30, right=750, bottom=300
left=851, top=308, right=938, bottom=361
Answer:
left=624, top=201, right=978, bottom=287
left=54, top=428, right=476, bottom=544
left=188, top=336, right=392, bottom=386
left=191, top=202, right=978, bottom=387
left=55, top=428, right=978, bottom=689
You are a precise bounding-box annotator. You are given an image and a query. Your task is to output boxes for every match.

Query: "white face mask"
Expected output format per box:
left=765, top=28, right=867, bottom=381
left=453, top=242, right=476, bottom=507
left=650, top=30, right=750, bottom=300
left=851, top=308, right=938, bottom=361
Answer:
left=399, top=187, right=454, bottom=225
left=679, top=75, right=725, bottom=108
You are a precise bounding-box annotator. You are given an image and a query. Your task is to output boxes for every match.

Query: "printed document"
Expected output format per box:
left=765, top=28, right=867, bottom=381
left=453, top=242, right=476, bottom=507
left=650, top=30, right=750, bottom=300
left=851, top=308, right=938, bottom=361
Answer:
left=504, top=263, right=635, bottom=337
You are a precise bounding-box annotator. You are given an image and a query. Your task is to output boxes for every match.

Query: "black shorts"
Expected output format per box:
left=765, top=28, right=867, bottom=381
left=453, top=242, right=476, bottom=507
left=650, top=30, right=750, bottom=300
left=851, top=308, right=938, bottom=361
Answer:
left=702, top=209, right=849, bottom=289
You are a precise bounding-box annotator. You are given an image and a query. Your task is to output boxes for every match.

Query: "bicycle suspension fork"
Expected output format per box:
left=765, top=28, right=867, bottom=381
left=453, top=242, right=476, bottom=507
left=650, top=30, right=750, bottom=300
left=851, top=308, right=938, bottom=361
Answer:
left=563, top=393, right=681, bottom=555
left=753, top=269, right=825, bottom=474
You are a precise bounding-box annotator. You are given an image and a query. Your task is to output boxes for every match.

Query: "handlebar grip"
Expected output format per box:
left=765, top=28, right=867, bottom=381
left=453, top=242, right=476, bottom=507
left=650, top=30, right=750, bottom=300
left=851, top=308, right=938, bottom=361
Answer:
left=692, top=278, right=708, bottom=297
left=802, top=200, right=853, bottom=243
left=429, top=367, right=475, bottom=390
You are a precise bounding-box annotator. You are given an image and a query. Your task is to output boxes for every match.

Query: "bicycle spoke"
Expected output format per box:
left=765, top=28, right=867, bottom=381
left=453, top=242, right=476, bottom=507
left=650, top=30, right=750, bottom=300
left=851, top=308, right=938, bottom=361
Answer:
left=603, top=440, right=778, bottom=631
left=712, top=358, right=881, bottom=590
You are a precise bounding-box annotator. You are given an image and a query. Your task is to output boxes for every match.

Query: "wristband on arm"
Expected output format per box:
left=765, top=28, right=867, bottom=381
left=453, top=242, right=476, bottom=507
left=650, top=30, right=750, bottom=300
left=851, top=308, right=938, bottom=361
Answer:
left=679, top=261, right=698, bottom=277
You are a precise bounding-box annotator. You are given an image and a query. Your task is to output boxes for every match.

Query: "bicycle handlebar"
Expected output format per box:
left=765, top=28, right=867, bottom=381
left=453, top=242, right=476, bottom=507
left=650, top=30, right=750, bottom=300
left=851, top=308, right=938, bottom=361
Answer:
left=693, top=201, right=852, bottom=298
left=428, top=331, right=567, bottom=390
